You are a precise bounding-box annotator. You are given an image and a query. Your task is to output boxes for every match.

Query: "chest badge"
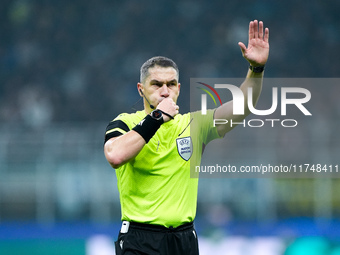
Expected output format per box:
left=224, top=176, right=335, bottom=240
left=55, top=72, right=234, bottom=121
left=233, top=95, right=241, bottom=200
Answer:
left=176, top=136, right=192, bottom=161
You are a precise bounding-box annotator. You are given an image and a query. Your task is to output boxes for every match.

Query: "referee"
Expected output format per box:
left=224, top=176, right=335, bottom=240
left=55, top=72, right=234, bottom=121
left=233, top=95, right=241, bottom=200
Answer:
left=104, top=20, right=269, bottom=255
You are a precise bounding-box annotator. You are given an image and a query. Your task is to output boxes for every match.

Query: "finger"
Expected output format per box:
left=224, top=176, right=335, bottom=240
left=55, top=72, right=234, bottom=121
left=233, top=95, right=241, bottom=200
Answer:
left=259, top=21, right=264, bottom=39
left=253, top=20, right=258, bottom=38
left=238, top=42, right=247, bottom=55
left=248, top=21, right=254, bottom=42
left=264, top=27, right=269, bottom=43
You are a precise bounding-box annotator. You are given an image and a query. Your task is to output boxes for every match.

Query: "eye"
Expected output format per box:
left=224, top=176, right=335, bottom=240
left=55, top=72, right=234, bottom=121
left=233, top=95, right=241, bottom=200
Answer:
left=151, top=82, right=162, bottom=87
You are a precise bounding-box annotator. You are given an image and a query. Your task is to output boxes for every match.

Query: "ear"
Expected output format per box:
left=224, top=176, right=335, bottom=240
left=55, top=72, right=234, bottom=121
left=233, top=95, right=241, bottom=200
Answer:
left=178, top=83, right=181, bottom=95
left=137, top=83, right=143, bottom=97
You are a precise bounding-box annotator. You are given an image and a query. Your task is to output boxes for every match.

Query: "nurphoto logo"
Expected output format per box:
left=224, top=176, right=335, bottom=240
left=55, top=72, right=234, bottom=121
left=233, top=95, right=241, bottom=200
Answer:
left=197, top=82, right=312, bottom=128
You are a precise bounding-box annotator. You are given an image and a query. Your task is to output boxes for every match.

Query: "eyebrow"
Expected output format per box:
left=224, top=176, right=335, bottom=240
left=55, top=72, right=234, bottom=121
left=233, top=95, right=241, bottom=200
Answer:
left=150, top=79, right=178, bottom=84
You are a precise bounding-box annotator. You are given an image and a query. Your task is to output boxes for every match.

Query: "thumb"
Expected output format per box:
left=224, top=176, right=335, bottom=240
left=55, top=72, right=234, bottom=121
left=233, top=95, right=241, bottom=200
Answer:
left=238, top=42, right=247, bottom=55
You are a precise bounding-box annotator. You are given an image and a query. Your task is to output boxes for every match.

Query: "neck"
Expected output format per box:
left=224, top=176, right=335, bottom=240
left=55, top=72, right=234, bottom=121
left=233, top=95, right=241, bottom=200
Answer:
left=144, top=102, right=153, bottom=114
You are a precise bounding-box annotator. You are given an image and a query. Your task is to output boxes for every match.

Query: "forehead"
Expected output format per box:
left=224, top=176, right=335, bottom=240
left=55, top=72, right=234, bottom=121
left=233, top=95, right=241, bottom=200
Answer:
left=146, top=66, right=178, bottom=82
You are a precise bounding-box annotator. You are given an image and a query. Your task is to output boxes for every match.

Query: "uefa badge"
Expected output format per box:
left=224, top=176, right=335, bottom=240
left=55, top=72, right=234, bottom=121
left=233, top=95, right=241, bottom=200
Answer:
left=176, top=137, right=192, bottom=161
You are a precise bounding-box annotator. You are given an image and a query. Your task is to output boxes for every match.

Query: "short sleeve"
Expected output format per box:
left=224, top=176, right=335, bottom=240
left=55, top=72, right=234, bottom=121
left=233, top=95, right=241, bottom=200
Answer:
left=191, top=109, right=222, bottom=146
left=104, top=114, right=130, bottom=143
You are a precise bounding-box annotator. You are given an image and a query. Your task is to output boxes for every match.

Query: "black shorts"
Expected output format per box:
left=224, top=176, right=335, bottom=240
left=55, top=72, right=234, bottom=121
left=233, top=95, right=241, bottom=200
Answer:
left=115, top=221, right=199, bottom=255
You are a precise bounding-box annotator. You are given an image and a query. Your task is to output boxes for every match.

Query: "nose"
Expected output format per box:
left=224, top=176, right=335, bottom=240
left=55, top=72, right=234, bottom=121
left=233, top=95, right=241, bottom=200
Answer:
left=160, top=84, right=170, bottom=97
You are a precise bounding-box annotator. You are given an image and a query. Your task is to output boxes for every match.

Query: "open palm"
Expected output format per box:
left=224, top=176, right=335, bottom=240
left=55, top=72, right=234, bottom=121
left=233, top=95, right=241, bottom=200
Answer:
left=238, top=20, right=269, bottom=67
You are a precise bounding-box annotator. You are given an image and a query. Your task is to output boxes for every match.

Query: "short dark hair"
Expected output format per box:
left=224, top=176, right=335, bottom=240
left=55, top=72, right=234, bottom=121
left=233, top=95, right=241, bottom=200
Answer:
left=140, top=56, right=179, bottom=83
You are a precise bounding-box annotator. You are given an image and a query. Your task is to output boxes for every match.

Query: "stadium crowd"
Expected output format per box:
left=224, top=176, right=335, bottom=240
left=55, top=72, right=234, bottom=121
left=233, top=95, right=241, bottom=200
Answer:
left=0, top=0, right=339, bottom=128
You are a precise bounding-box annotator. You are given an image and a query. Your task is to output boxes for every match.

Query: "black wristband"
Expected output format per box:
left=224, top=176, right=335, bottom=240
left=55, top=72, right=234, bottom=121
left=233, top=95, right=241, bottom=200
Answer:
left=249, top=65, right=265, bottom=73
left=132, top=114, right=163, bottom=143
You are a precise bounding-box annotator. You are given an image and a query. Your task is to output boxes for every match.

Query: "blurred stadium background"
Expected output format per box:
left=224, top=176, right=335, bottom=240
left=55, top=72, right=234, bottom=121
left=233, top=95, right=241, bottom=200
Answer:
left=0, top=0, right=340, bottom=254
